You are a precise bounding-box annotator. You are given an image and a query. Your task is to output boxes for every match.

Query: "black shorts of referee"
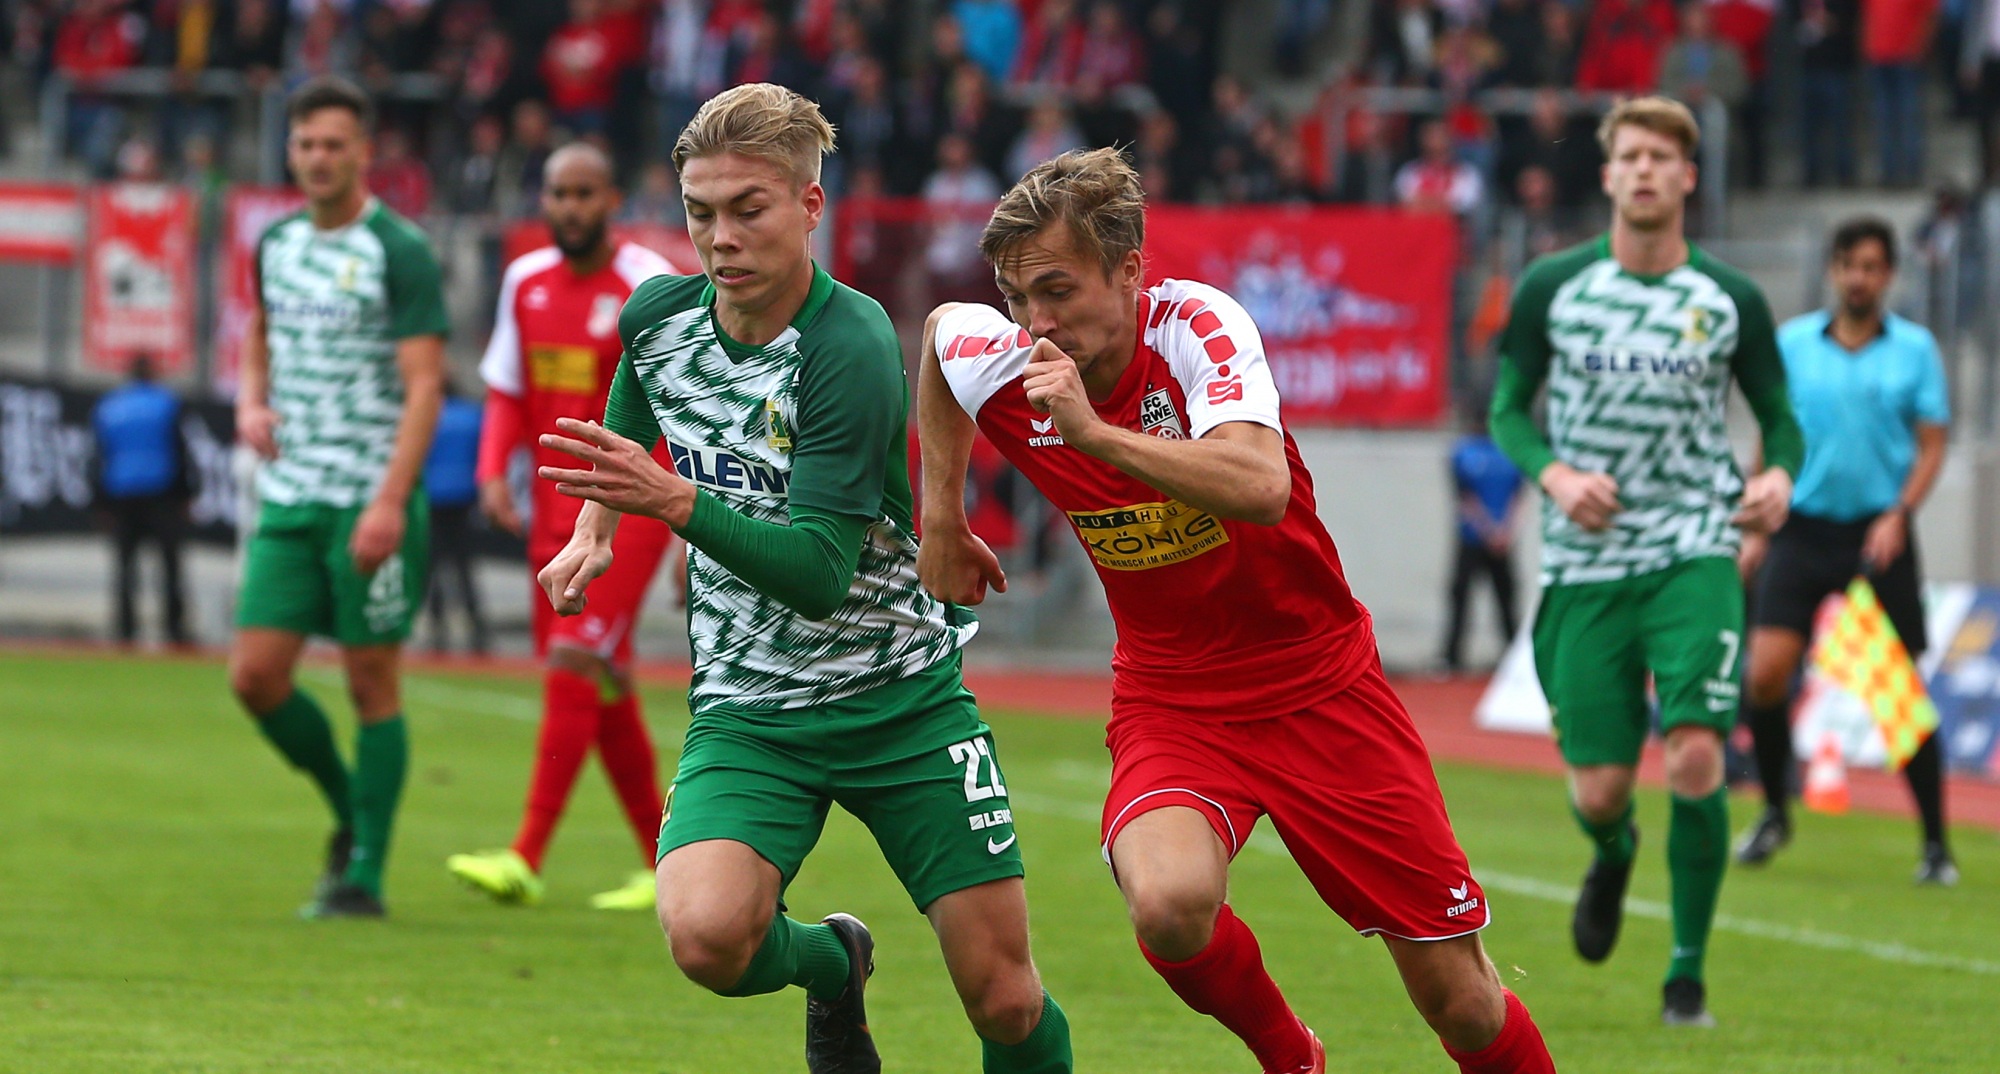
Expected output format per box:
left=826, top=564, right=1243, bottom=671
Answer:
left=1752, top=512, right=1926, bottom=654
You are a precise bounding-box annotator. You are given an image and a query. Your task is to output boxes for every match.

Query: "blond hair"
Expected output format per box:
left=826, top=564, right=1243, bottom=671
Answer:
left=980, top=147, right=1145, bottom=277
left=1596, top=96, right=1700, bottom=159
left=671, top=83, right=837, bottom=185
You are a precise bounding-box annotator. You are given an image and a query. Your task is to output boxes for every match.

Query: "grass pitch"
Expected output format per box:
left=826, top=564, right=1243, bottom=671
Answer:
left=2, top=649, right=1995, bottom=1072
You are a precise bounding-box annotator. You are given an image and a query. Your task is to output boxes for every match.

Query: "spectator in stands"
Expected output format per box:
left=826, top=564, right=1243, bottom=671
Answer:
left=114, top=134, right=162, bottom=180
left=540, top=0, right=632, bottom=136
left=1866, top=0, right=1939, bottom=186
left=1514, top=164, right=1580, bottom=256
left=1335, top=104, right=1401, bottom=204
left=1440, top=412, right=1523, bottom=674
left=954, top=0, right=1023, bottom=86
left=1398, top=118, right=1483, bottom=219
left=1708, top=0, right=1778, bottom=187
left=1367, top=0, right=1443, bottom=85
left=1132, top=108, right=1187, bottom=201
left=1014, top=0, right=1085, bottom=91
left=1535, top=0, right=1584, bottom=85
left=1497, top=87, right=1599, bottom=208
left=1657, top=2, right=1750, bottom=114
left=723, top=7, right=815, bottom=93
left=286, top=0, right=355, bottom=85
left=1006, top=95, right=1086, bottom=180
left=828, top=55, right=896, bottom=192
left=652, top=0, right=723, bottom=149
left=946, top=62, right=1020, bottom=182
left=369, top=126, right=432, bottom=220
left=1275, top=0, right=1337, bottom=76
left=1075, top=0, right=1145, bottom=105
left=494, top=98, right=555, bottom=220
left=92, top=355, right=193, bottom=648
left=1576, top=0, right=1678, bottom=92
left=424, top=382, right=489, bottom=655
left=53, top=0, right=144, bottom=177
left=1145, top=2, right=1213, bottom=122
left=211, top=0, right=287, bottom=91
left=1797, top=0, right=1861, bottom=185
left=623, top=158, right=685, bottom=225
left=924, top=132, right=1003, bottom=302
left=1960, top=0, right=2000, bottom=183
left=452, top=112, right=503, bottom=214
left=1488, top=0, right=1548, bottom=86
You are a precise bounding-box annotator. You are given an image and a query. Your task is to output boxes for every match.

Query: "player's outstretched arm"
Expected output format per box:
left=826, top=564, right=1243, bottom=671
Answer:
left=917, top=303, right=1006, bottom=604
left=1026, top=339, right=1291, bottom=525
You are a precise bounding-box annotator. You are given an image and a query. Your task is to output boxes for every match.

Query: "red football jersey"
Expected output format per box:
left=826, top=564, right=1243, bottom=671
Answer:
left=935, top=280, right=1376, bottom=718
left=480, top=241, right=685, bottom=552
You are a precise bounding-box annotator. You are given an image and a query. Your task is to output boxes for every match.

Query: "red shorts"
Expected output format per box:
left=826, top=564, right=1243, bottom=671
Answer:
left=529, top=518, right=674, bottom=668
left=1100, top=656, right=1490, bottom=941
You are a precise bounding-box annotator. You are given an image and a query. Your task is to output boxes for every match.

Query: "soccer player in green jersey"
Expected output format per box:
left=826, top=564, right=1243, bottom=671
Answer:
left=534, top=84, right=1072, bottom=1074
left=1489, top=97, right=1805, bottom=1027
left=228, top=77, right=448, bottom=920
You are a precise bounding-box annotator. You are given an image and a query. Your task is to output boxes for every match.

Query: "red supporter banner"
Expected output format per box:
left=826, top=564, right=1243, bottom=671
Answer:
left=83, top=183, right=196, bottom=375
left=214, top=186, right=305, bottom=391
left=502, top=219, right=699, bottom=271
left=1142, top=206, right=1455, bottom=426
left=0, top=183, right=85, bottom=263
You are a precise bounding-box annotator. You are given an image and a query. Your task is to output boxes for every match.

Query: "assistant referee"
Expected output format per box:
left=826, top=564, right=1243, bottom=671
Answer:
left=1734, top=217, right=1955, bottom=884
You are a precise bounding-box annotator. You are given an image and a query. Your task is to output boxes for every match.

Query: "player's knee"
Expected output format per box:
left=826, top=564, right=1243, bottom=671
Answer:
left=1665, top=732, right=1725, bottom=797
left=664, top=918, right=760, bottom=993
left=1744, top=667, right=1790, bottom=710
left=1125, top=882, right=1221, bottom=961
left=228, top=661, right=290, bottom=714
left=1411, top=978, right=1506, bottom=1051
left=963, top=977, right=1045, bottom=1046
left=1570, top=782, right=1630, bottom=825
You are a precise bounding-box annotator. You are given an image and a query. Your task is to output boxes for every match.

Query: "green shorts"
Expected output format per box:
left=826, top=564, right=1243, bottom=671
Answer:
left=659, top=653, right=1025, bottom=912
left=1532, top=556, right=1744, bottom=767
left=235, top=495, right=430, bottom=646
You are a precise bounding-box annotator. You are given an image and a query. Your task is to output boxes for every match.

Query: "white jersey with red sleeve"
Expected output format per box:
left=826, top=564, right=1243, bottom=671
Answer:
left=934, top=279, right=1376, bottom=719
left=478, top=240, right=685, bottom=555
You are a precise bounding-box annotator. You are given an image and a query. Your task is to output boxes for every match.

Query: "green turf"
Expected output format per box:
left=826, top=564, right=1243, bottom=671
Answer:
left=1, top=650, right=1994, bottom=1072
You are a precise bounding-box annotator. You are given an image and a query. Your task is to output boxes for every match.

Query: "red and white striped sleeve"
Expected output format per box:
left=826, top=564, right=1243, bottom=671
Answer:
left=1142, top=279, right=1283, bottom=439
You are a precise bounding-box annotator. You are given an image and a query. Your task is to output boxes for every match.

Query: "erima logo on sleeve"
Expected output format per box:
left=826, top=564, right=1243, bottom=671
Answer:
left=667, top=441, right=789, bottom=499
left=1028, top=415, right=1065, bottom=447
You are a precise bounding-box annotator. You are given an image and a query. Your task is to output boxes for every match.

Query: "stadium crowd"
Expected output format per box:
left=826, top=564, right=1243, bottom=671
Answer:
left=6, top=0, right=1998, bottom=226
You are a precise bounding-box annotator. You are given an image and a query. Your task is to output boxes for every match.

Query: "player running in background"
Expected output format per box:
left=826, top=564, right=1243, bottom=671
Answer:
left=229, top=77, right=448, bottom=919
left=445, top=145, right=684, bottom=911
left=920, top=147, right=1557, bottom=1074
left=1488, top=97, right=1804, bottom=1026
left=534, top=84, right=1073, bottom=1074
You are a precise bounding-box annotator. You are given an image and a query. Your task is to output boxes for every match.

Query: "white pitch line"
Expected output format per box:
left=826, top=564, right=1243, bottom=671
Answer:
left=1010, top=790, right=2000, bottom=978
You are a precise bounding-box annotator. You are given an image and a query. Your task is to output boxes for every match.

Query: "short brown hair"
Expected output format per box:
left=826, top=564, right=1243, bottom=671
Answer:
left=1596, top=96, right=1700, bottom=159
left=1831, top=216, right=1898, bottom=268
left=979, top=147, right=1145, bottom=277
left=287, top=76, right=374, bottom=130
left=671, top=83, right=837, bottom=185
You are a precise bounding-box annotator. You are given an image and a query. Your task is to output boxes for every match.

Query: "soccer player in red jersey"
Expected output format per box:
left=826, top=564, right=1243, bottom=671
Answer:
left=446, top=144, right=689, bottom=910
left=917, top=148, right=1558, bottom=1074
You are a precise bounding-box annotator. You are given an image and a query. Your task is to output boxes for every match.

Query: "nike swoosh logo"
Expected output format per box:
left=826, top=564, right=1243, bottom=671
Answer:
left=986, top=834, right=1017, bottom=855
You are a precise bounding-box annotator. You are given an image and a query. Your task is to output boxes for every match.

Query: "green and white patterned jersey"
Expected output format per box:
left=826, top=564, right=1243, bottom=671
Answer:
left=1491, top=235, right=1802, bottom=587
left=255, top=199, right=448, bottom=507
left=605, top=267, right=970, bottom=714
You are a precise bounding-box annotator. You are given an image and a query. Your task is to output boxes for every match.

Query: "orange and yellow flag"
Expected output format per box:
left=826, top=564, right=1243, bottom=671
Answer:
left=1809, top=577, right=1939, bottom=770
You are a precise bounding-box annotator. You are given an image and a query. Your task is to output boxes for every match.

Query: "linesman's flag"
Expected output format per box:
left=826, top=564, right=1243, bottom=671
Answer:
left=1810, top=577, right=1939, bottom=770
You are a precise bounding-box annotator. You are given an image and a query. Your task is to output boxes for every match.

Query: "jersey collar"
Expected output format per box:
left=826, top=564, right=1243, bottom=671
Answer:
left=703, top=262, right=835, bottom=361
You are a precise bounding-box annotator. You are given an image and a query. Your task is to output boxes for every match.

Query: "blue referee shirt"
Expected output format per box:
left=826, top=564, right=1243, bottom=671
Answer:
left=1777, top=310, right=1949, bottom=522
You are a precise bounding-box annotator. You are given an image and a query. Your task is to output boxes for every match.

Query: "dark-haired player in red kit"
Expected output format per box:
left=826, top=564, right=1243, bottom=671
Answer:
left=919, top=148, right=1558, bottom=1073
left=446, top=144, right=689, bottom=910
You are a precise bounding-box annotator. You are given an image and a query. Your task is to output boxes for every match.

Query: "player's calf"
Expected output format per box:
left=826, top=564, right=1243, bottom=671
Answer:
left=1386, top=935, right=1508, bottom=1053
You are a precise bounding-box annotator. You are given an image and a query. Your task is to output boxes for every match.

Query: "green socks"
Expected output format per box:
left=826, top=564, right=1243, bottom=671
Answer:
left=1666, top=788, right=1728, bottom=985
left=981, top=992, right=1073, bottom=1074
left=255, top=691, right=352, bottom=828
left=1572, top=798, right=1637, bottom=866
left=344, top=716, right=408, bottom=897
left=720, top=914, right=852, bottom=1000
